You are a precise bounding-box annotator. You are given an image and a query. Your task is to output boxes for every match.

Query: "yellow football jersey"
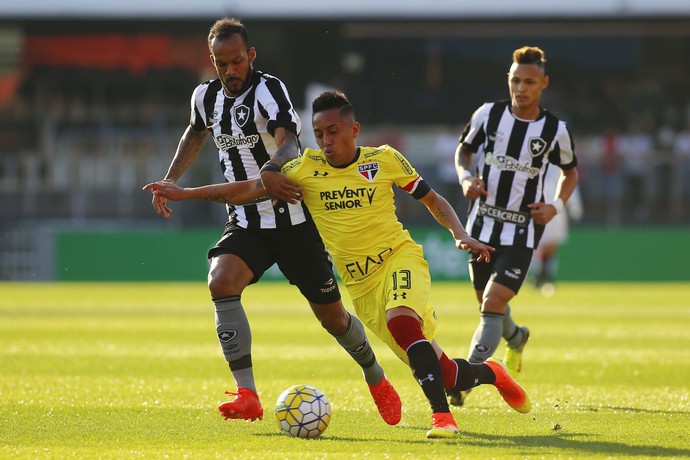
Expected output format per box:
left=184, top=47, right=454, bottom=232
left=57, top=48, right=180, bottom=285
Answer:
left=282, top=144, right=428, bottom=297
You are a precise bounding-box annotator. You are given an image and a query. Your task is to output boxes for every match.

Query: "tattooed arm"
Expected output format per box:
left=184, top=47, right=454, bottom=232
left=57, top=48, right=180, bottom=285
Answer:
left=143, top=178, right=269, bottom=207
left=259, top=128, right=303, bottom=203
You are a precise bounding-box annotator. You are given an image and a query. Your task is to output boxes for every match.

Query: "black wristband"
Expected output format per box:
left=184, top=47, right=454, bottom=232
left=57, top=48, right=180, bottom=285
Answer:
left=260, top=162, right=281, bottom=173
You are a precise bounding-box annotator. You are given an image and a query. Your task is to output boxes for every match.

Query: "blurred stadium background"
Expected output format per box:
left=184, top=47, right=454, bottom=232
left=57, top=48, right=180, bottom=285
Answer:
left=1, top=1, right=689, bottom=281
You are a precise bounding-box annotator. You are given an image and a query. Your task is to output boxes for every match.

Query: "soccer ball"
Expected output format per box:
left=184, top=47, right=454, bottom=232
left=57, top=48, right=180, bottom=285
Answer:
left=274, top=384, right=331, bottom=438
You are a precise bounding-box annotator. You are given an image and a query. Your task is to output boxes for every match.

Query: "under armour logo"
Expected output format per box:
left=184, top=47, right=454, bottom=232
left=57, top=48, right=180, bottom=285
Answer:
left=313, top=171, right=329, bottom=177
left=418, top=374, right=435, bottom=385
left=393, top=292, right=407, bottom=300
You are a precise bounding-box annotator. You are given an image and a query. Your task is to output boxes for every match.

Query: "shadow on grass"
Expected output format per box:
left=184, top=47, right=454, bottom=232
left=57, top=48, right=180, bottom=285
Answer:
left=255, top=424, right=690, bottom=457
left=255, top=424, right=467, bottom=445
left=575, top=404, right=689, bottom=416
left=458, top=431, right=690, bottom=458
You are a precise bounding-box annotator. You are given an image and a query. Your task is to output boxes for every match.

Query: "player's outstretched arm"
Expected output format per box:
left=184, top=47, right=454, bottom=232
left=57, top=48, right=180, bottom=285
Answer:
left=260, top=128, right=303, bottom=204
left=151, top=126, right=209, bottom=218
left=143, top=179, right=269, bottom=206
left=418, top=188, right=494, bottom=262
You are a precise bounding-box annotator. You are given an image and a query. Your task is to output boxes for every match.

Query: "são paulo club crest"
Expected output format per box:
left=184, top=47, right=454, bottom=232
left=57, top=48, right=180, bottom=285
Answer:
left=234, top=104, right=251, bottom=127
left=528, top=137, right=548, bottom=157
left=358, top=162, right=379, bottom=182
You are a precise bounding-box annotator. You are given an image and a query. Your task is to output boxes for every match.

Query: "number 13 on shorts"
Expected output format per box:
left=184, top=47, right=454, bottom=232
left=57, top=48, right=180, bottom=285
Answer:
left=387, top=265, right=438, bottom=338
left=391, top=269, right=412, bottom=301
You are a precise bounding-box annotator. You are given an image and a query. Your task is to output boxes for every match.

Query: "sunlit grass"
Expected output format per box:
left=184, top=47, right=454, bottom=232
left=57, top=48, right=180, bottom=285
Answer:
left=1, top=282, right=689, bottom=459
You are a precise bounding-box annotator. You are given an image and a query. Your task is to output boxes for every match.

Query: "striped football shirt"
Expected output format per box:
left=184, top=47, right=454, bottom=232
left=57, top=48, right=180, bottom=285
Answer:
left=460, top=100, right=577, bottom=248
left=190, top=69, right=307, bottom=229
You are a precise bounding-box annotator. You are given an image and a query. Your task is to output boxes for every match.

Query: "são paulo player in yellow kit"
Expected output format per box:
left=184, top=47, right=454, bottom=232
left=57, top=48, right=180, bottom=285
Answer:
left=145, top=91, right=530, bottom=438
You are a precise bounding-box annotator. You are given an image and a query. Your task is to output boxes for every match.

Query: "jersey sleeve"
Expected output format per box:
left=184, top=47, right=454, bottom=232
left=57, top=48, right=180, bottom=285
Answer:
left=189, top=83, right=209, bottom=132
left=281, top=156, right=303, bottom=179
left=548, top=123, right=578, bottom=170
left=256, top=76, right=301, bottom=136
left=388, top=146, right=431, bottom=199
left=460, top=102, right=492, bottom=154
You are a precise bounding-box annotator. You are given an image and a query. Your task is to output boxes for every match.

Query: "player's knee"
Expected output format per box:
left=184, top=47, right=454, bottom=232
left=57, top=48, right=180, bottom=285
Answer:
left=313, top=305, right=349, bottom=334
left=208, top=274, right=231, bottom=298
left=480, top=299, right=507, bottom=314
left=481, top=291, right=512, bottom=314
left=320, top=319, right=344, bottom=334
left=208, top=267, right=247, bottom=297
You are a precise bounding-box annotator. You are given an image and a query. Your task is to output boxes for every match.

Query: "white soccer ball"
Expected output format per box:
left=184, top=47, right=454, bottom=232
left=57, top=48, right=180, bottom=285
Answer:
left=274, top=384, right=331, bottom=438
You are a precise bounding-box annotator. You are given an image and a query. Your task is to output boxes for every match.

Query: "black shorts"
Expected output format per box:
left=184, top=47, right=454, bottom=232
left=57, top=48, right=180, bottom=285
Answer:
left=469, top=245, right=534, bottom=294
left=208, top=220, right=341, bottom=304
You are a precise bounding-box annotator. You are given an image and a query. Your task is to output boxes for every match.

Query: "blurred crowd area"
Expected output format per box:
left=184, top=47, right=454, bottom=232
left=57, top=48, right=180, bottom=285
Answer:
left=1, top=19, right=689, bottom=228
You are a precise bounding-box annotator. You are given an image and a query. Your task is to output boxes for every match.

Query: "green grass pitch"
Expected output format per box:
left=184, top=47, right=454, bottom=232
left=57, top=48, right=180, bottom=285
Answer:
left=1, top=281, right=688, bottom=459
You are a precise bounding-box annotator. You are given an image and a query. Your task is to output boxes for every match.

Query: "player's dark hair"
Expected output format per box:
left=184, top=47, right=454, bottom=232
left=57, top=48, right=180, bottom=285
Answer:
left=513, top=46, right=546, bottom=72
left=208, top=17, right=251, bottom=49
left=312, top=90, right=355, bottom=118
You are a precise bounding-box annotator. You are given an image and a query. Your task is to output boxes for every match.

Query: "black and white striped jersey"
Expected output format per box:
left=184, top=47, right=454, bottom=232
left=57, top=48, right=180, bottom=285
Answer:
left=190, top=69, right=307, bottom=229
left=460, top=100, right=577, bottom=249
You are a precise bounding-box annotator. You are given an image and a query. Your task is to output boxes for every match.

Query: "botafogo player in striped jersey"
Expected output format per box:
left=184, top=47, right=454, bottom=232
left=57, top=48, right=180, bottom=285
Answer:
left=450, top=46, right=579, bottom=406
left=148, top=17, right=400, bottom=425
